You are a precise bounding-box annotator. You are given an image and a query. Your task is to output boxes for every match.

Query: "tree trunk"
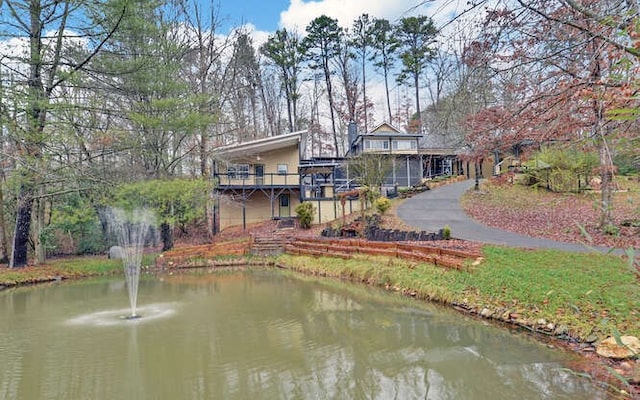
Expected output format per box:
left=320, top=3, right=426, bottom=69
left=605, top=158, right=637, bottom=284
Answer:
left=32, top=196, right=47, bottom=265
left=284, top=80, right=294, bottom=132
left=10, top=186, right=34, bottom=268
left=292, top=85, right=298, bottom=132
left=383, top=66, right=392, bottom=124
left=588, top=39, right=615, bottom=230
left=201, top=142, right=215, bottom=241
left=362, top=53, right=368, bottom=132
left=598, top=138, right=615, bottom=229
left=201, top=136, right=215, bottom=241
left=414, top=72, right=421, bottom=134
left=0, top=175, right=9, bottom=264
left=325, top=69, right=339, bottom=157
left=205, top=192, right=215, bottom=240
left=160, top=222, right=173, bottom=251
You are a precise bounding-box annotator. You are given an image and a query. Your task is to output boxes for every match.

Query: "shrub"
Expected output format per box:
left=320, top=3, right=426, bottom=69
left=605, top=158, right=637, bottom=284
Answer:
left=523, top=146, right=598, bottom=192
left=374, top=197, right=392, bottom=214
left=45, top=194, right=107, bottom=256
left=111, top=179, right=213, bottom=251
left=295, top=202, right=316, bottom=229
left=442, top=225, right=451, bottom=240
left=603, top=223, right=620, bottom=236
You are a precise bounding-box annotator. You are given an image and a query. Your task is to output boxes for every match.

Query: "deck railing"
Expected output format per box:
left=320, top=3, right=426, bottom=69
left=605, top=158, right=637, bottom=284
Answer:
left=214, top=172, right=300, bottom=187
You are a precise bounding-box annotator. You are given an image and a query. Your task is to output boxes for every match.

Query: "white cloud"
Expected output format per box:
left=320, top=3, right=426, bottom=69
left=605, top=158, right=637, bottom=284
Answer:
left=278, top=0, right=473, bottom=34
left=280, top=0, right=415, bottom=32
left=0, top=30, right=87, bottom=80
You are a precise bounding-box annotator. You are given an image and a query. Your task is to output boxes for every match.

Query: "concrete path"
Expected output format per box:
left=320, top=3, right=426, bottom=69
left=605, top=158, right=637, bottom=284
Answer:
left=396, top=179, right=617, bottom=253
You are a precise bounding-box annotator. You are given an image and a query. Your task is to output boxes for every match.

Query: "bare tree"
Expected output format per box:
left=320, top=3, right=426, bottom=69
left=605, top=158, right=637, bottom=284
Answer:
left=180, top=0, right=229, bottom=239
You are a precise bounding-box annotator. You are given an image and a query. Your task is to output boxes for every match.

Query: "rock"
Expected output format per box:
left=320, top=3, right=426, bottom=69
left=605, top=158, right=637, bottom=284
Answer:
left=554, top=325, right=569, bottom=336
left=472, top=257, right=484, bottom=266
left=108, top=246, right=125, bottom=260
left=618, top=361, right=633, bottom=373
left=630, top=363, right=640, bottom=384
left=596, top=336, right=640, bottom=359
left=584, top=334, right=599, bottom=343
left=480, top=308, right=493, bottom=318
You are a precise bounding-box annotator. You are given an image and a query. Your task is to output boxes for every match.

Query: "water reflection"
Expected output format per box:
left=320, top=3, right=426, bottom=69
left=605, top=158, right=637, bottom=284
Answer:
left=125, top=325, right=143, bottom=400
left=0, top=271, right=610, bottom=399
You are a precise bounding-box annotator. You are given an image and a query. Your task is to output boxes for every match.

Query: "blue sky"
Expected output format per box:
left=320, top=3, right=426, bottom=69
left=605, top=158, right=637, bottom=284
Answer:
left=218, top=0, right=290, bottom=33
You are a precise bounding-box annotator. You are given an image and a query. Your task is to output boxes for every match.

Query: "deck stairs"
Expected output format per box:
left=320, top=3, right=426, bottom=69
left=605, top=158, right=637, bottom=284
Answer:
left=249, top=219, right=297, bottom=256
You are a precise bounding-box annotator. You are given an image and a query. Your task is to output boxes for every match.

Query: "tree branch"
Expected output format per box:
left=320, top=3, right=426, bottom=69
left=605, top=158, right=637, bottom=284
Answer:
left=49, top=1, right=129, bottom=91
left=518, top=0, right=640, bottom=59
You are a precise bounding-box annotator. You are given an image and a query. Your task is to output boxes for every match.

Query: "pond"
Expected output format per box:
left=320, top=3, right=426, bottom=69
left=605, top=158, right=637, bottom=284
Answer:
left=0, top=269, right=610, bottom=399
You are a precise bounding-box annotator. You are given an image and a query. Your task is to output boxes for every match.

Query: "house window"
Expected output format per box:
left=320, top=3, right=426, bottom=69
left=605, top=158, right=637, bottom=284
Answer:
left=364, top=139, right=389, bottom=150
left=236, top=164, right=249, bottom=178
left=392, top=140, right=417, bottom=150
left=227, top=164, right=249, bottom=179
left=277, top=164, right=288, bottom=175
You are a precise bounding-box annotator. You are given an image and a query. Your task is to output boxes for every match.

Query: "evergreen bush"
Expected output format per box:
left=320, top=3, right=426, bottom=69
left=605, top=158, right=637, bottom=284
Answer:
left=443, top=224, right=451, bottom=240
left=374, top=197, right=392, bottom=214
left=295, top=202, right=316, bottom=229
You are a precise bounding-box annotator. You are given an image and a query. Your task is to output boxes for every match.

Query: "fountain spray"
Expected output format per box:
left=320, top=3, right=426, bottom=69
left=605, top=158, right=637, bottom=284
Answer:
left=106, top=208, right=156, bottom=319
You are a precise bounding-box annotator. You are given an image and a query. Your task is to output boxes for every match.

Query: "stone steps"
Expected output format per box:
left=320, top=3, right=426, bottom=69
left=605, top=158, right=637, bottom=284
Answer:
left=250, top=235, right=289, bottom=256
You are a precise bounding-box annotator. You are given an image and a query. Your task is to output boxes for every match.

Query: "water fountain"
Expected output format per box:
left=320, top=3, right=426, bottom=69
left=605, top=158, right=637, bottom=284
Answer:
left=105, top=208, right=156, bottom=319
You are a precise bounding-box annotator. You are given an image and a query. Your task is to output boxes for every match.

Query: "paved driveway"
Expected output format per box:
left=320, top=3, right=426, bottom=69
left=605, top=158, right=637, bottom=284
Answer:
left=396, top=179, right=614, bottom=253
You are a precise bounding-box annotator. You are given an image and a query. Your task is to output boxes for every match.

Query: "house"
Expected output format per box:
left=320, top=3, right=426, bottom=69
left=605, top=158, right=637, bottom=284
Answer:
left=347, top=122, right=463, bottom=192
left=211, top=131, right=363, bottom=232
left=419, top=132, right=465, bottom=179
left=212, top=131, right=304, bottom=232
left=347, top=122, right=423, bottom=189
left=212, top=122, right=463, bottom=232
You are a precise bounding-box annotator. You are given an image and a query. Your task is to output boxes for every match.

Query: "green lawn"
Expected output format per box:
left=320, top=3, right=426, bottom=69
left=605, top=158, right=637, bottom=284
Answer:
left=0, top=255, right=155, bottom=287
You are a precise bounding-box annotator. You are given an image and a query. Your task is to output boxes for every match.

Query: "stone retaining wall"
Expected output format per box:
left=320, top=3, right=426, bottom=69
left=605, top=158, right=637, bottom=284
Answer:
left=285, top=237, right=481, bottom=270
left=156, top=239, right=251, bottom=268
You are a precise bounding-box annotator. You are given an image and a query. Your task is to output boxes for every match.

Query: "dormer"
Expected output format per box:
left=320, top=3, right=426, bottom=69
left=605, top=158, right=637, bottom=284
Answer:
left=349, top=122, right=422, bottom=157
